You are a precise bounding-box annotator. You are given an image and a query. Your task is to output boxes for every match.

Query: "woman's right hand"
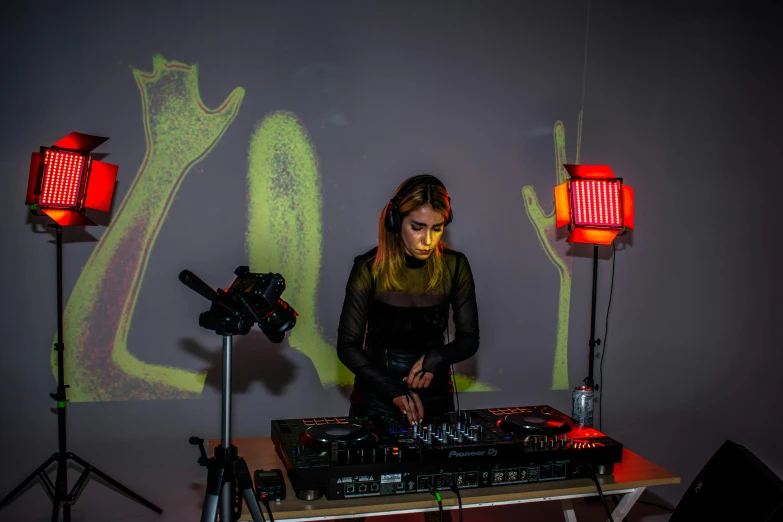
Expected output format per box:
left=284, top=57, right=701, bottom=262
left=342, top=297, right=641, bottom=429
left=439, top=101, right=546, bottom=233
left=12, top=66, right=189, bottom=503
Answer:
left=393, top=392, right=424, bottom=426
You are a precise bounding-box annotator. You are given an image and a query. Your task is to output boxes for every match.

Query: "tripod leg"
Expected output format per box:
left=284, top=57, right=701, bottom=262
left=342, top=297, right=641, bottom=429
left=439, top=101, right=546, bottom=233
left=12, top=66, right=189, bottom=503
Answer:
left=219, top=479, right=234, bottom=522
left=235, top=458, right=265, bottom=522
left=0, top=454, right=58, bottom=510
left=68, top=453, right=162, bottom=514
left=201, top=461, right=225, bottom=522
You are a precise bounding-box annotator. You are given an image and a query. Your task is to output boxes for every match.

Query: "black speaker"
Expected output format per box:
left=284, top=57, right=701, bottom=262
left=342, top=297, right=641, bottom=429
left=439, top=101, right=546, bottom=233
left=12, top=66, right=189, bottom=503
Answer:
left=671, top=440, right=783, bottom=521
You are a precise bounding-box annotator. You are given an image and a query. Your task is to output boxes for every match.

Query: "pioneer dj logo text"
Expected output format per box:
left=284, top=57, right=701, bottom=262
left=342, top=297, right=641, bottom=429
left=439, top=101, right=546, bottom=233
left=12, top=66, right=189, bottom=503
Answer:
left=448, top=449, right=498, bottom=458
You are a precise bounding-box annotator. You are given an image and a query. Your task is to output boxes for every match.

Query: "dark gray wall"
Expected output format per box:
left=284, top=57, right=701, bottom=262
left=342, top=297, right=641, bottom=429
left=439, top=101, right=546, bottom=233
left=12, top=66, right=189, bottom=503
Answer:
left=1, top=1, right=781, bottom=519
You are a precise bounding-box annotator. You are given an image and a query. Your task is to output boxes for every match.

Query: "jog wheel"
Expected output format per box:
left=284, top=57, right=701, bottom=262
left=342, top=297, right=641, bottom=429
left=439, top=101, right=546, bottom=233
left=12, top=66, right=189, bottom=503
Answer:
left=298, top=423, right=377, bottom=449
left=499, top=411, right=572, bottom=436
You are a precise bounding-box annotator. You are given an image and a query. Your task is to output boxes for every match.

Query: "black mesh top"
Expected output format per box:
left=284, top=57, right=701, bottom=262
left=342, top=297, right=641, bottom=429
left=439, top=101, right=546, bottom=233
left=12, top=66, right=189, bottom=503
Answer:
left=336, top=247, right=480, bottom=402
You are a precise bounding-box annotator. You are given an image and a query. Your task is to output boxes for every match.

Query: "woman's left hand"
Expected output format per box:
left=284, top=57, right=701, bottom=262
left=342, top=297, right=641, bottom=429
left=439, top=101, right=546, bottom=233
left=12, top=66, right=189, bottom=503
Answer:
left=404, top=354, right=433, bottom=389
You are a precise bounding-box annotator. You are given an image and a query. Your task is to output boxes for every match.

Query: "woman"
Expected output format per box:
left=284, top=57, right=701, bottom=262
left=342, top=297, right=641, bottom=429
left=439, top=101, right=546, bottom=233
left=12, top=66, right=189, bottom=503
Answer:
left=336, top=174, right=480, bottom=426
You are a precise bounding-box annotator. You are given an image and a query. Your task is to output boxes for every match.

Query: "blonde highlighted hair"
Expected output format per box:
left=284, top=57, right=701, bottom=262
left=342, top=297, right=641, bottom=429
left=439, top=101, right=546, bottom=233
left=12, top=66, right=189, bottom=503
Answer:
left=372, top=176, right=452, bottom=292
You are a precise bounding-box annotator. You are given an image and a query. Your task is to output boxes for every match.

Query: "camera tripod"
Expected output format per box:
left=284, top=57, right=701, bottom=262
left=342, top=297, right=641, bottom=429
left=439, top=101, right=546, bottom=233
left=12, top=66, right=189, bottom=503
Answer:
left=191, top=334, right=266, bottom=522
left=0, top=224, right=162, bottom=521
left=179, top=269, right=282, bottom=522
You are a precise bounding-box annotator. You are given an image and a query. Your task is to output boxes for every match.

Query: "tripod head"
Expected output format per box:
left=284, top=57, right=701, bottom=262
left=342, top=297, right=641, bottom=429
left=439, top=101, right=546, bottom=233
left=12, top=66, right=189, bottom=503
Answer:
left=179, top=266, right=297, bottom=340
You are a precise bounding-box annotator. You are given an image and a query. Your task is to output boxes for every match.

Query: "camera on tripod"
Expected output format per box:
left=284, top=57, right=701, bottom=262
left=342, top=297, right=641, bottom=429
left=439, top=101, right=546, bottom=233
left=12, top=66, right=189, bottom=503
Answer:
left=179, top=265, right=298, bottom=522
left=179, top=265, right=297, bottom=341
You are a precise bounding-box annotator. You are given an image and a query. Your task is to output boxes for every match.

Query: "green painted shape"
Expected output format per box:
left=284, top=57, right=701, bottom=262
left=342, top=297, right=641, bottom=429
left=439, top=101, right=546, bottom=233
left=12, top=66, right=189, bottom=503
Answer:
left=522, top=113, right=583, bottom=390
left=247, top=111, right=353, bottom=387
left=454, top=373, right=496, bottom=392
left=54, top=55, right=245, bottom=401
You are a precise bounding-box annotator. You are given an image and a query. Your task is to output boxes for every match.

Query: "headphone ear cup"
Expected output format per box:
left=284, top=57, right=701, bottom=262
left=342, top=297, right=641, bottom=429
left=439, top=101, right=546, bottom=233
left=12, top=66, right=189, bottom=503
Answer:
left=384, top=200, right=401, bottom=233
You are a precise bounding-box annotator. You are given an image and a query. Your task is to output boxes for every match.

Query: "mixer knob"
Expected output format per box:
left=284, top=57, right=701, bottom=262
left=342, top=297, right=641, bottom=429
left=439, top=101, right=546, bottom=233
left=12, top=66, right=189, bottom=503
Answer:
left=456, top=422, right=462, bottom=431
left=442, top=422, right=449, bottom=433
left=428, top=423, right=434, bottom=433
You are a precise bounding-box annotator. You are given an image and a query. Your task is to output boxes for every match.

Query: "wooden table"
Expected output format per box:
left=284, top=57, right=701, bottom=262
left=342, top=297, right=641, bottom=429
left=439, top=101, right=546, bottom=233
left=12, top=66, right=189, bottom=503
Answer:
left=208, top=438, right=679, bottom=521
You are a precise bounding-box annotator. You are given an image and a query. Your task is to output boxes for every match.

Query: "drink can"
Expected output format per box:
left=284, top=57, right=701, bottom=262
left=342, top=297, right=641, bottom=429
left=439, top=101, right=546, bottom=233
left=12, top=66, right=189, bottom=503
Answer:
left=572, top=385, right=594, bottom=426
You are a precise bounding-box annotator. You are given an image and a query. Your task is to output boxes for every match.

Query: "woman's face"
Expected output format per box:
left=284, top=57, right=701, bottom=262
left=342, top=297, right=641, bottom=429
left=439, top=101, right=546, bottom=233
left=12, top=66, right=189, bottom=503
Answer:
left=400, top=204, right=446, bottom=260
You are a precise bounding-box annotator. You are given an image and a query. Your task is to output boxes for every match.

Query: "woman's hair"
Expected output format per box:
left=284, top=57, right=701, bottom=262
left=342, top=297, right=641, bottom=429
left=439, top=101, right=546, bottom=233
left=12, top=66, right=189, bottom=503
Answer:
left=373, top=176, right=452, bottom=292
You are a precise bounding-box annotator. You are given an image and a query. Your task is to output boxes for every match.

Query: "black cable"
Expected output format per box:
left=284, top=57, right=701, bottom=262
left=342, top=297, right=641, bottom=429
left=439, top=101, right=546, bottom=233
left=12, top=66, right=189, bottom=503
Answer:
left=451, top=363, right=460, bottom=412
left=428, top=486, right=444, bottom=522
left=586, top=466, right=614, bottom=522
left=450, top=483, right=463, bottom=522
left=259, top=493, right=275, bottom=522
left=598, top=241, right=616, bottom=433
left=447, top=323, right=460, bottom=413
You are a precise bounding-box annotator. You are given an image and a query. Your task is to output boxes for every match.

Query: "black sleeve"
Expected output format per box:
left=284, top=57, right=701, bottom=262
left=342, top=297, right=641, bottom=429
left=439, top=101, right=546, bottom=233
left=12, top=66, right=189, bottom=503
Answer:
left=422, top=253, right=480, bottom=372
left=336, top=257, right=409, bottom=401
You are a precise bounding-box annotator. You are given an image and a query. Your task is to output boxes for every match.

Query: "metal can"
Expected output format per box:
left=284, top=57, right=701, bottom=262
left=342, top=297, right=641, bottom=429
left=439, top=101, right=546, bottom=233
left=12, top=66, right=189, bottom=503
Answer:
left=572, top=385, right=594, bottom=427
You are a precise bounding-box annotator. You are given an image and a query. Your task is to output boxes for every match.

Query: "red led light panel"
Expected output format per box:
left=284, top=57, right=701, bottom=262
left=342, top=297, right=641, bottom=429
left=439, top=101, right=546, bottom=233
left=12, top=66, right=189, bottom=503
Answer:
left=39, top=149, right=87, bottom=208
left=570, top=179, right=623, bottom=228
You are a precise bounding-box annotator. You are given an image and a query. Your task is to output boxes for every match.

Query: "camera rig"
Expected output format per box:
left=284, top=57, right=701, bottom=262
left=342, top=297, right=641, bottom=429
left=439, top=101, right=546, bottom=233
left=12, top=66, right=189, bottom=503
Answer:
left=179, top=265, right=296, bottom=340
left=179, top=265, right=297, bottom=522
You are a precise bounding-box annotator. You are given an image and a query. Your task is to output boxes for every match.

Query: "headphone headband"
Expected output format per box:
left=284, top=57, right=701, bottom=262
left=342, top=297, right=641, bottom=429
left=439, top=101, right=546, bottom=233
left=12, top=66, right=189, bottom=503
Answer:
left=390, top=175, right=446, bottom=205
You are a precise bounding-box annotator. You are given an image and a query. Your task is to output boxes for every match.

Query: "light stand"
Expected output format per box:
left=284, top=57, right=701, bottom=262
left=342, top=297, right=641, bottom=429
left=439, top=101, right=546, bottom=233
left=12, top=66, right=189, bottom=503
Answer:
left=586, top=244, right=600, bottom=389
left=0, top=224, right=162, bottom=521
left=1, top=133, right=162, bottom=521
left=554, top=164, right=634, bottom=427
left=179, top=267, right=296, bottom=522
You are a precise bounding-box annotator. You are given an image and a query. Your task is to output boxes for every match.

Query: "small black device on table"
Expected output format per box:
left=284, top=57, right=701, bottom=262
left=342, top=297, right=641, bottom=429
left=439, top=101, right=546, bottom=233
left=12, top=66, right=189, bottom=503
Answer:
left=254, top=469, right=286, bottom=501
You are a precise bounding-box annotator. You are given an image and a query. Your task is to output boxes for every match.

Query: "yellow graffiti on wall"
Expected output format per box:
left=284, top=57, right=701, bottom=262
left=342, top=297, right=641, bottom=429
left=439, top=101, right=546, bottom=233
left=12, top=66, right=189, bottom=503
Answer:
left=522, top=113, right=582, bottom=390
left=246, top=111, right=355, bottom=387
left=56, top=55, right=245, bottom=401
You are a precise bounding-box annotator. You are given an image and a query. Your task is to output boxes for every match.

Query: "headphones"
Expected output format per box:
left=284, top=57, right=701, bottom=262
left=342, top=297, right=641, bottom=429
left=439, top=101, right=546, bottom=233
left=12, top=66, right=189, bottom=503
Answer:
left=384, top=174, right=453, bottom=233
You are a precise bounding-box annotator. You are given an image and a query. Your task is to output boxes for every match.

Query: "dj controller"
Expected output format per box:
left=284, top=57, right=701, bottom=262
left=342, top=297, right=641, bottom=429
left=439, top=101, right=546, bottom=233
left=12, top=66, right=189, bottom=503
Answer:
left=271, top=405, right=624, bottom=500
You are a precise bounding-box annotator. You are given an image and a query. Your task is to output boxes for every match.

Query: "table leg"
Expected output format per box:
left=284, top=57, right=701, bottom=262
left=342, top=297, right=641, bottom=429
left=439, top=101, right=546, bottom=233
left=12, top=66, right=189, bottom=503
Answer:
left=561, top=498, right=578, bottom=522
left=608, top=487, right=645, bottom=521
